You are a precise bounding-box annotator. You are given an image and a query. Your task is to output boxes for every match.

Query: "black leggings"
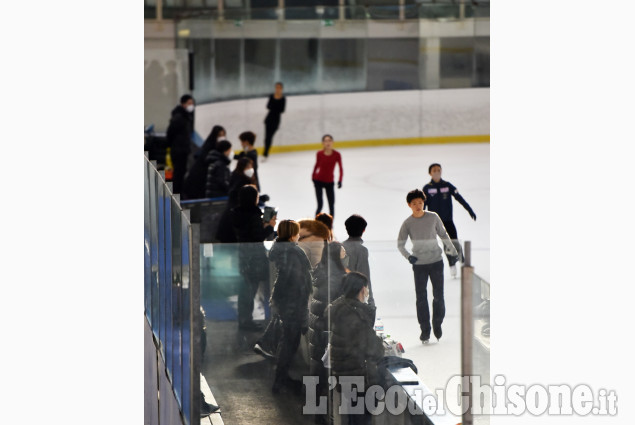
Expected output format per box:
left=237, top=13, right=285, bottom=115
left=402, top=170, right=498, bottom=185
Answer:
left=313, top=180, right=335, bottom=217
left=442, top=220, right=463, bottom=265
left=264, top=118, right=280, bottom=157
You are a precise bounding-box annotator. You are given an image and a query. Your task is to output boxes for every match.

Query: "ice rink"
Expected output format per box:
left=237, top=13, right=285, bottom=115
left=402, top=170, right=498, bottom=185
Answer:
left=257, top=142, right=490, bottom=413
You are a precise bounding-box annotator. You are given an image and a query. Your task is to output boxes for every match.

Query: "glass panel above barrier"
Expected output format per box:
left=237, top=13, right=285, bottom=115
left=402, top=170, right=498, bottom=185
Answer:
left=180, top=210, right=192, bottom=425
left=471, top=271, right=490, bottom=424
left=170, top=196, right=183, bottom=406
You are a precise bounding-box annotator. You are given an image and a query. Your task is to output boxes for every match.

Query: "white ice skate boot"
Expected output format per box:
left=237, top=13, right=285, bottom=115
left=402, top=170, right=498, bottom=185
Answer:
left=450, top=265, right=457, bottom=279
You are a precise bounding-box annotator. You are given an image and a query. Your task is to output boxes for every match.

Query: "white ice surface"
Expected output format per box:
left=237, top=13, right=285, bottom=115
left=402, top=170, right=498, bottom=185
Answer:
left=256, top=143, right=489, bottom=416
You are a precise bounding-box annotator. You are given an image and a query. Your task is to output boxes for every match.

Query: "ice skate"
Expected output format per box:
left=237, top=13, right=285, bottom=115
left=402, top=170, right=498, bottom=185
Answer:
left=450, top=264, right=457, bottom=279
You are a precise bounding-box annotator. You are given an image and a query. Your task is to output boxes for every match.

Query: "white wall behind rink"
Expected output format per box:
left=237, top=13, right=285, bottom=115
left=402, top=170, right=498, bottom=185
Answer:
left=194, top=88, right=489, bottom=148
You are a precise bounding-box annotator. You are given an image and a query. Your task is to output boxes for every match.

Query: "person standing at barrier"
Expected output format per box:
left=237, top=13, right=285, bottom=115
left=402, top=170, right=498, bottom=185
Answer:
left=234, top=131, right=261, bottom=191
left=216, top=157, right=258, bottom=243
left=422, top=163, right=477, bottom=279
left=231, top=185, right=276, bottom=331
left=204, top=140, right=233, bottom=198
left=308, top=241, right=349, bottom=423
left=312, top=135, right=343, bottom=218
left=326, top=272, right=383, bottom=425
left=268, top=220, right=313, bottom=393
left=397, top=189, right=458, bottom=344
left=342, top=214, right=374, bottom=305
left=182, top=125, right=226, bottom=200
left=166, top=94, right=195, bottom=194
left=263, top=82, right=286, bottom=160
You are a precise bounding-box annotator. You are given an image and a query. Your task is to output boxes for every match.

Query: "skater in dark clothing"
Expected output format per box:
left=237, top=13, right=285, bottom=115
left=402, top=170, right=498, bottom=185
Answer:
left=326, top=272, right=383, bottom=425
left=312, top=134, right=343, bottom=217
left=397, top=189, right=458, bottom=343
left=342, top=214, right=374, bottom=305
left=268, top=220, right=314, bottom=393
left=231, top=185, right=276, bottom=331
left=182, top=125, right=226, bottom=199
left=216, top=157, right=258, bottom=243
left=204, top=140, right=233, bottom=198
left=234, top=131, right=261, bottom=191
left=166, top=94, right=195, bottom=195
left=422, top=163, right=477, bottom=278
left=263, top=82, right=286, bottom=159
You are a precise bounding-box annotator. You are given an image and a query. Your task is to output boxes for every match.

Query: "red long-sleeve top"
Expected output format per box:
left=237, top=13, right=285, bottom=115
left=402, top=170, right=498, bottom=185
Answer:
left=312, top=150, right=343, bottom=183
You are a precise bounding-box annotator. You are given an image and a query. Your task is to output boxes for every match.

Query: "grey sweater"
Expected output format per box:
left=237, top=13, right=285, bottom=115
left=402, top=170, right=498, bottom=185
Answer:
left=397, top=212, right=458, bottom=265
left=342, top=237, right=374, bottom=303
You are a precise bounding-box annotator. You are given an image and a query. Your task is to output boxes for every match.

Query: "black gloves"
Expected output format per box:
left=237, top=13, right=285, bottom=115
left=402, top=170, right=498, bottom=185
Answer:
left=260, top=194, right=270, bottom=203
left=449, top=255, right=460, bottom=266
left=469, top=211, right=477, bottom=221
left=337, top=181, right=342, bottom=189
left=408, top=255, right=418, bottom=264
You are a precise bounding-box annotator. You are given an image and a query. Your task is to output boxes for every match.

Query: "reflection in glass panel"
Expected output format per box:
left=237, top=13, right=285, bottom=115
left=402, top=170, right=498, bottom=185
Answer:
left=440, top=37, right=474, bottom=89
left=321, top=39, right=366, bottom=93
left=157, top=177, right=167, bottom=357
left=472, top=273, right=490, bottom=424
left=366, top=38, right=419, bottom=91
left=244, top=39, right=277, bottom=97
left=190, top=39, right=214, bottom=104
left=214, top=39, right=242, bottom=100
left=171, top=198, right=183, bottom=405
left=163, top=185, right=173, bottom=375
left=181, top=213, right=192, bottom=425
left=280, top=39, right=319, bottom=94
left=150, top=167, right=160, bottom=334
left=474, top=36, right=490, bottom=87
left=145, top=161, right=152, bottom=321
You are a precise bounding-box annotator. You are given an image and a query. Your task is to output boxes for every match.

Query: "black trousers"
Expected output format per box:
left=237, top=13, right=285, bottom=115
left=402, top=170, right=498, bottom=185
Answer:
left=412, top=260, right=445, bottom=338
left=313, top=180, right=335, bottom=217
left=171, top=150, right=189, bottom=195
left=275, top=321, right=302, bottom=383
left=442, top=220, right=463, bottom=266
left=264, top=118, right=280, bottom=157
left=238, top=273, right=261, bottom=325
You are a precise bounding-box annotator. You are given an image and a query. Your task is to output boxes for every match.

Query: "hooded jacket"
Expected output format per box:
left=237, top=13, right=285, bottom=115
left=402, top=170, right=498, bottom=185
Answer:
left=268, top=239, right=313, bottom=327
left=204, top=150, right=231, bottom=198
left=166, top=105, right=193, bottom=154
left=325, top=296, right=384, bottom=386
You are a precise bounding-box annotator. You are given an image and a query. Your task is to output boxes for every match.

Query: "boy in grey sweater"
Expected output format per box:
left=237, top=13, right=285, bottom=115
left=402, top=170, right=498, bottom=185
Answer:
left=397, top=189, right=458, bottom=343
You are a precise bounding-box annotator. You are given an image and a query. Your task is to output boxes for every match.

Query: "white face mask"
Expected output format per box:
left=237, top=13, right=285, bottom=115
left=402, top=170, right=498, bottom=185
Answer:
left=226, top=150, right=234, bottom=160
left=363, top=288, right=370, bottom=304
left=244, top=168, right=255, bottom=178
left=185, top=104, right=195, bottom=113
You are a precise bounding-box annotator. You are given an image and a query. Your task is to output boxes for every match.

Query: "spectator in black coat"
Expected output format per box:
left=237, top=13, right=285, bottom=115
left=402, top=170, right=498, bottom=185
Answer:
left=182, top=125, right=225, bottom=200
left=308, top=241, right=349, bottom=421
left=234, top=131, right=261, bottom=191
left=268, top=220, right=314, bottom=393
left=231, top=185, right=276, bottom=331
left=325, top=272, right=384, bottom=425
left=204, top=140, right=233, bottom=198
left=216, top=157, right=258, bottom=243
left=166, top=94, right=195, bottom=194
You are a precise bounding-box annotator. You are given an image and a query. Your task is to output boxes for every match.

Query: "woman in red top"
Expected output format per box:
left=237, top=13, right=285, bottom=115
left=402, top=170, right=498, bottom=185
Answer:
left=312, top=134, right=343, bottom=217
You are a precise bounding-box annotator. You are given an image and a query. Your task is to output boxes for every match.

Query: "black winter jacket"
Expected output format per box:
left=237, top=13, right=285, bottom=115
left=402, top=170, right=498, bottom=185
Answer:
left=268, top=240, right=313, bottom=327
left=215, top=172, right=257, bottom=243
left=309, top=242, right=347, bottom=365
left=326, top=296, right=384, bottom=386
left=204, top=150, right=231, bottom=198
left=166, top=105, right=193, bottom=154
left=422, top=178, right=475, bottom=222
left=230, top=205, right=273, bottom=278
